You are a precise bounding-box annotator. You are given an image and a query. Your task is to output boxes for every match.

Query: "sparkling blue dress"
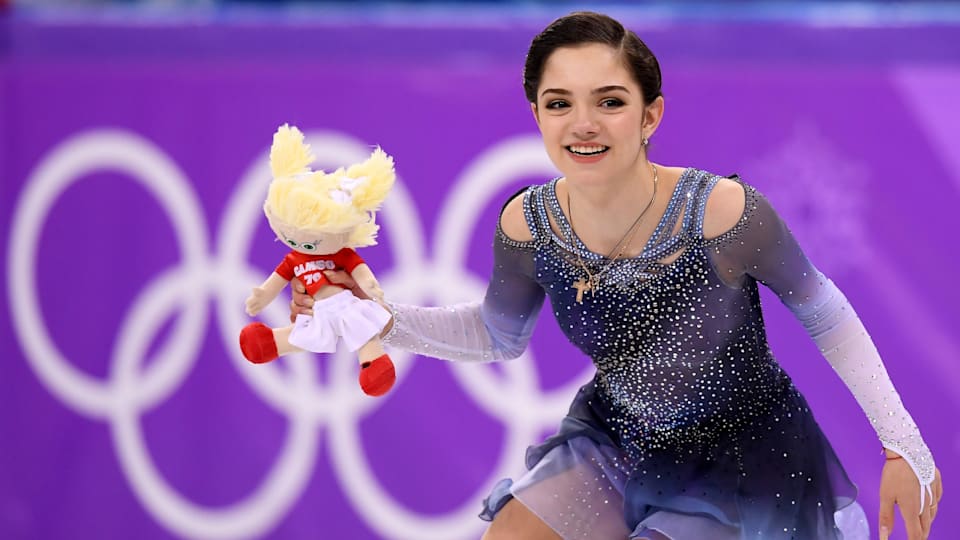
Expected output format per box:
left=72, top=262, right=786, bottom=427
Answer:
left=384, top=168, right=933, bottom=539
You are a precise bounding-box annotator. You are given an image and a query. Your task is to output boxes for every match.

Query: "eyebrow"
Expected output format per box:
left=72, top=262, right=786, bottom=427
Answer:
left=540, top=85, right=631, bottom=97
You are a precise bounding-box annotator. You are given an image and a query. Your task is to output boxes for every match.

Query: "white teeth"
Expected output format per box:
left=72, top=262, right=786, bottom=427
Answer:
left=568, top=145, right=608, bottom=155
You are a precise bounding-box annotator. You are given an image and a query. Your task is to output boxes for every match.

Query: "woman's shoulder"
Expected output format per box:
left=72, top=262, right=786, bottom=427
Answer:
left=497, top=178, right=558, bottom=243
left=700, top=172, right=749, bottom=241
left=499, top=190, right=534, bottom=242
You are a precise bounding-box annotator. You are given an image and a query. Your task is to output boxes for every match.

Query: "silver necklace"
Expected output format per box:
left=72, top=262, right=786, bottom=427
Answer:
left=566, top=163, right=659, bottom=303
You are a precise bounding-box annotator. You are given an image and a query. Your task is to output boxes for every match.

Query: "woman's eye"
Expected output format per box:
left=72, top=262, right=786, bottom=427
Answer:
left=600, top=98, right=624, bottom=108
left=545, top=100, right=569, bottom=110
left=286, top=239, right=298, bottom=247
left=301, top=243, right=316, bottom=251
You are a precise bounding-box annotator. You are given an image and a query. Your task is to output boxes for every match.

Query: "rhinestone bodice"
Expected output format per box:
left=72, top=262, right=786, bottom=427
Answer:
left=510, top=171, right=795, bottom=456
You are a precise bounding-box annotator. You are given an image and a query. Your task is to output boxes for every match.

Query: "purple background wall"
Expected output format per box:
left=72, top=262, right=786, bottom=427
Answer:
left=2, top=9, right=958, bottom=540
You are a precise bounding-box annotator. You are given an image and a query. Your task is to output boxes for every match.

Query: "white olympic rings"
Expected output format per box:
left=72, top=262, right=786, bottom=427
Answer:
left=7, top=128, right=595, bottom=540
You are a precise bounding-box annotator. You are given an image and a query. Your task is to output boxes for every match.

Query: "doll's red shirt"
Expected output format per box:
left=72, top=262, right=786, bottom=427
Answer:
left=274, top=248, right=366, bottom=296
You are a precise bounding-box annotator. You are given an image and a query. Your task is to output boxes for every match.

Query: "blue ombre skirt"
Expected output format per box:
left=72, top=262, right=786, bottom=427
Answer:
left=480, top=378, right=869, bottom=540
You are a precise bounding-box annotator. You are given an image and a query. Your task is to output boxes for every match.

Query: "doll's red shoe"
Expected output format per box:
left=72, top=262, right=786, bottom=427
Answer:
left=359, top=355, right=396, bottom=397
left=239, top=322, right=279, bottom=364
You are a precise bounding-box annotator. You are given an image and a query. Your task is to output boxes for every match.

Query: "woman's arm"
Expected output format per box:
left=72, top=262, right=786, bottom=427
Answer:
left=382, top=191, right=545, bottom=362
left=704, top=177, right=938, bottom=509
left=290, top=190, right=546, bottom=362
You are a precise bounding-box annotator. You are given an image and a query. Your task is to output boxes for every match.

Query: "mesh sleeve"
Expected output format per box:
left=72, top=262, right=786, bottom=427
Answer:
left=383, top=230, right=545, bottom=362
left=707, top=181, right=935, bottom=505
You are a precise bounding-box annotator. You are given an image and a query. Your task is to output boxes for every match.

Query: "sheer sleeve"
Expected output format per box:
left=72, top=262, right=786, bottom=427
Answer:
left=706, top=180, right=936, bottom=507
left=382, top=200, right=546, bottom=362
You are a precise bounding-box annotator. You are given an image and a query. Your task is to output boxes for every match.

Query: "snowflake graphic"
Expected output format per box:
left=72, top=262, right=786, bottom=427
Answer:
left=743, top=122, right=869, bottom=278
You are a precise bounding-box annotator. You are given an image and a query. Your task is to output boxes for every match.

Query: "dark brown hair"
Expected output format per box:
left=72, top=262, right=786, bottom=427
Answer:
left=523, top=11, right=663, bottom=105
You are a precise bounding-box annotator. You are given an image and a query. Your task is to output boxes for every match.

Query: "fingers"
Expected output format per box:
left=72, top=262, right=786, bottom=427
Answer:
left=919, top=505, right=932, bottom=539
left=930, top=471, right=942, bottom=523
left=325, top=271, right=370, bottom=300
left=935, top=468, right=943, bottom=507
left=288, top=278, right=314, bottom=323
left=287, top=299, right=313, bottom=322
left=292, top=278, right=306, bottom=294
left=897, top=495, right=923, bottom=540
left=323, top=270, right=356, bottom=287
left=292, top=296, right=313, bottom=309
left=879, top=495, right=896, bottom=540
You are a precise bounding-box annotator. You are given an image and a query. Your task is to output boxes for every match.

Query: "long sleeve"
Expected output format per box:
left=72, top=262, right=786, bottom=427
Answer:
left=383, top=226, right=546, bottom=362
left=707, top=181, right=935, bottom=506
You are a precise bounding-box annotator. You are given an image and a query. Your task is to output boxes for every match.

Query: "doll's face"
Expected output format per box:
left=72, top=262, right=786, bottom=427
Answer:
left=270, top=219, right=350, bottom=255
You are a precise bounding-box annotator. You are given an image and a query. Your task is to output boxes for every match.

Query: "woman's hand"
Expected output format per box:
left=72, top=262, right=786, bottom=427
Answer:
left=323, top=270, right=373, bottom=300
left=288, top=272, right=388, bottom=322
left=878, top=450, right=943, bottom=540
left=288, top=278, right=315, bottom=323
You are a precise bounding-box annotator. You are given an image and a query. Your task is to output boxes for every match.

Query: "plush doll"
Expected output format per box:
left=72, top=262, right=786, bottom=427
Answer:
left=239, top=124, right=396, bottom=397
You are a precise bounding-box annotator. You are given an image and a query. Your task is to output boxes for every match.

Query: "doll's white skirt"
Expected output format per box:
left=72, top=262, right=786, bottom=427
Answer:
left=288, top=289, right=390, bottom=353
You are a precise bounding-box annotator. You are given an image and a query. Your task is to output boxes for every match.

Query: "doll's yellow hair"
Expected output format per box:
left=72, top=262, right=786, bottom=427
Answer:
left=265, top=124, right=395, bottom=247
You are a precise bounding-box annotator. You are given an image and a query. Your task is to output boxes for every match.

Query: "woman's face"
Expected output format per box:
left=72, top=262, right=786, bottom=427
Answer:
left=533, top=43, right=648, bottom=185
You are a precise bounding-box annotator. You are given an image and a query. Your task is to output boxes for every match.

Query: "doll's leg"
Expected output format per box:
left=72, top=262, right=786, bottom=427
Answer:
left=356, top=337, right=395, bottom=397
left=272, top=325, right=302, bottom=355
left=239, top=322, right=302, bottom=364
left=357, top=337, right=386, bottom=363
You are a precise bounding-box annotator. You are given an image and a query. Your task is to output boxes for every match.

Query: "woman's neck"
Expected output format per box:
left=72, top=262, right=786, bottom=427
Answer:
left=565, top=159, right=657, bottom=216
left=560, top=161, right=678, bottom=256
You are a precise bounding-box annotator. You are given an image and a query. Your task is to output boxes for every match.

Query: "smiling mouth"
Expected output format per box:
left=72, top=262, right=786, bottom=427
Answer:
left=566, top=145, right=609, bottom=156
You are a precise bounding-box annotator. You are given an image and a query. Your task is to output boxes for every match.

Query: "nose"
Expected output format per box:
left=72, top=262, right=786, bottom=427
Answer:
left=571, top=107, right=599, bottom=139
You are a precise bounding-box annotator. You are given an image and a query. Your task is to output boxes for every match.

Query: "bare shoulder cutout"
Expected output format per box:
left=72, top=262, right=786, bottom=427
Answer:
left=703, top=177, right=747, bottom=240
left=499, top=191, right=534, bottom=243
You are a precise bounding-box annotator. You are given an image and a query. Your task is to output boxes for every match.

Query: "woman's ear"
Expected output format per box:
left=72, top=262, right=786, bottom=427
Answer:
left=642, top=95, right=665, bottom=140
left=530, top=102, right=541, bottom=127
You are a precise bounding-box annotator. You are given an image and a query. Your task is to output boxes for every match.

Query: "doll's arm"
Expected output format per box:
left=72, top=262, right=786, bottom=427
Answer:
left=349, top=263, right=385, bottom=302
left=246, top=272, right=289, bottom=316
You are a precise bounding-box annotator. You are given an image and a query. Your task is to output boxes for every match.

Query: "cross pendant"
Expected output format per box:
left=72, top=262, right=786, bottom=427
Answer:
left=572, top=278, right=592, bottom=304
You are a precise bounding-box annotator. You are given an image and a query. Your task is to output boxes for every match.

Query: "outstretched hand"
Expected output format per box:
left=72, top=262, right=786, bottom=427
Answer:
left=878, top=452, right=942, bottom=540
left=245, top=287, right=271, bottom=316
